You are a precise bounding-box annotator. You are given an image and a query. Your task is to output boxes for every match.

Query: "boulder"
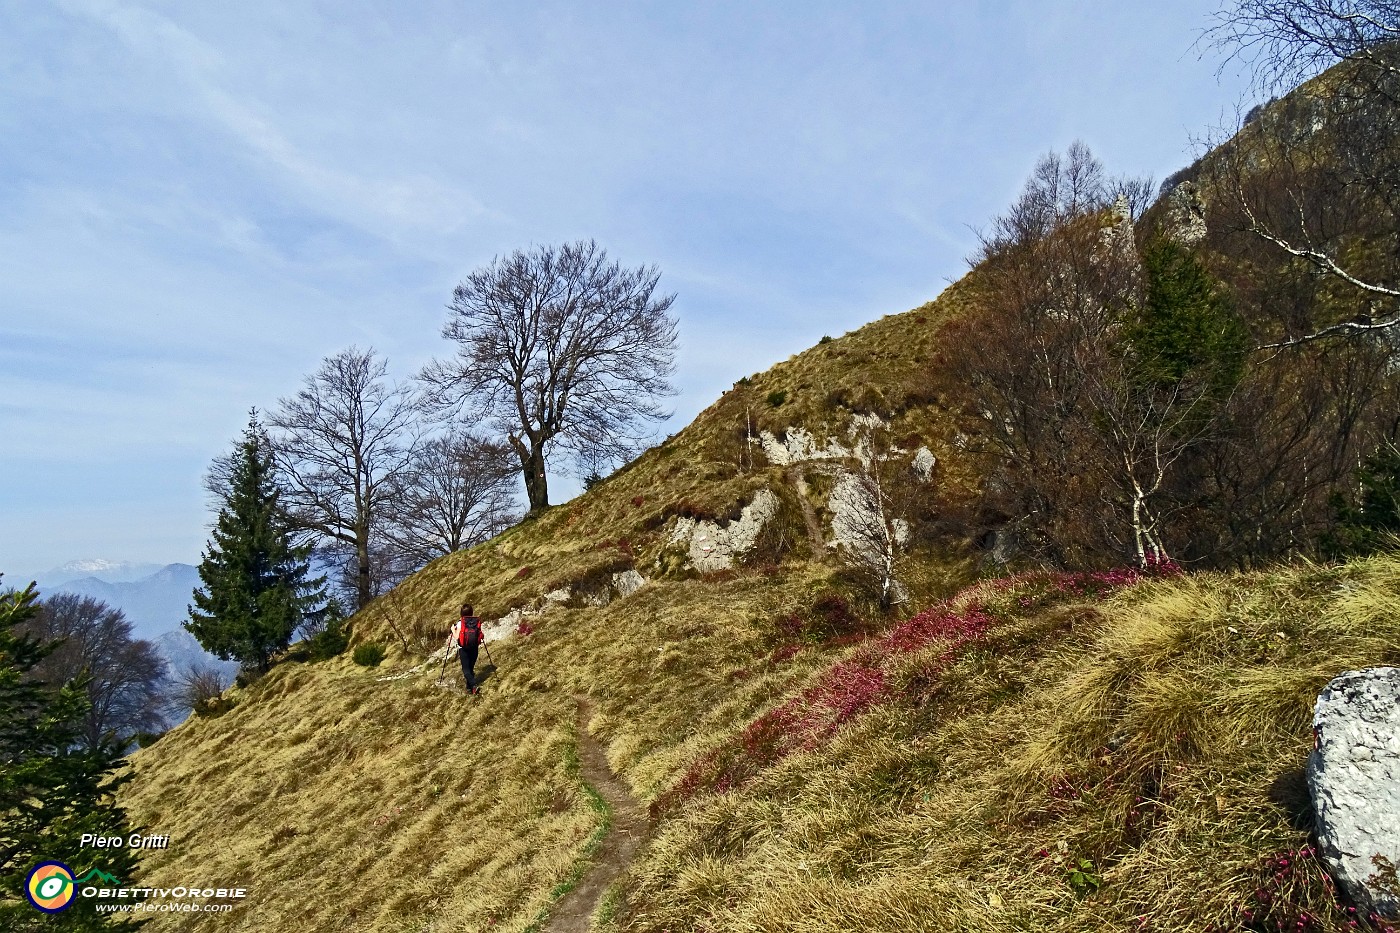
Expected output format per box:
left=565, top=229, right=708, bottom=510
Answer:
left=612, top=569, right=646, bottom=598
left=1308, top=667, right=1400, bottom=919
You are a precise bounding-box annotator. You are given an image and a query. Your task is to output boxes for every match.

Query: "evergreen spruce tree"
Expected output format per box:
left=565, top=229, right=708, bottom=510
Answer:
left=1128, top=238, right=1248, bottom=401
left=187, top=416, right=323, bottom=674
left=1324, top=441, right=1400, bottom=557
left=0, top=579, right=141, bottom=930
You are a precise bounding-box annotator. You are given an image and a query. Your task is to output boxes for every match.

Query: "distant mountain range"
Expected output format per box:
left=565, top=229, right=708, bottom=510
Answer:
left=37, top=562, right=201, bottom=642
left=28, top=560, right=238, bottom=688
left=32, top=558, right=168, bottom=587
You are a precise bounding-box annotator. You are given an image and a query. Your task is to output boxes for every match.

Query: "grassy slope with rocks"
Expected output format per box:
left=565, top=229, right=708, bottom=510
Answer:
left=118, top=69, right=1400, bottom=932
left=117, top=280, right=981, bottom=933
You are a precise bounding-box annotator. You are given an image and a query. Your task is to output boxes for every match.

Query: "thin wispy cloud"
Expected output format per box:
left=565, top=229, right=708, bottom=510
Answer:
left=2, top=1, right=1251, bottom=571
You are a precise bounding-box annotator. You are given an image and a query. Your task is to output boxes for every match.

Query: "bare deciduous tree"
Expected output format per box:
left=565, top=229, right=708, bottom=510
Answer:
left=1207, top=0, right=1400, bottom=93
left=165, top=661, right=231, bottom=718
left=22, top=593, right=167, bottom=749
left=831, top=429, right=921, bottom=611
left=268, top=347, right=419, bottom=609
left=421, top=239, right=678, bottom=513
left=1206, top=1, right=1400, bottom=345
left=940, top=145, right=1249, bottom=568
left=382, top=431, right=518, bottom=568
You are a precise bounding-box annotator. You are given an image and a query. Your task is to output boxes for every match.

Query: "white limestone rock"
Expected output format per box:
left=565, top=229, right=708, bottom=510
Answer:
left=1308, top=667, right=1400, bottom=919
left=612, top=568, right=646, bottom=598
left=1165, top=180, right=1208, bottom=246
left=758, top=428, right=849, bottom=466
left=756, top=414, right=893, bottom=468
left=672, top=488, right=781, bottom=572
left=486, top=608, right=533, bottom=641
left=668, top=516, right=696, bottom=544
left=912, top=446, right=937, bottom=482
left=829, top=472, right=882, bottom=560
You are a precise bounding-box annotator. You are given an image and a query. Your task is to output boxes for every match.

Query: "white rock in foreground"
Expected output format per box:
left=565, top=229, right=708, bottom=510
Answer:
left=1308, top=667, right=1400, bottom=919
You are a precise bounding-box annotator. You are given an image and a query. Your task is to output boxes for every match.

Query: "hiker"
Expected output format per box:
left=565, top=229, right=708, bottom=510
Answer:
left=450, top=603, right=484, bottom=695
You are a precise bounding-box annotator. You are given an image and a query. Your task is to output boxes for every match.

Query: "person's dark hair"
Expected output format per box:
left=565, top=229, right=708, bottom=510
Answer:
left=461, top=603, right=473, bottom=617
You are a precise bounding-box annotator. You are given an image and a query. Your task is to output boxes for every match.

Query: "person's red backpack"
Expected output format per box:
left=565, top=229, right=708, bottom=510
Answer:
left=457, top=616, right=482, bottom=648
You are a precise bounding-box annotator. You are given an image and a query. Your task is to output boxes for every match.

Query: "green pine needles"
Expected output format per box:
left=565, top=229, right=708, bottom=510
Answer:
left=1127, top=238, right=1247, bottom=401
left=186, top=415, right=324, bottom=674
left=1325, top=440, right=1400, bottom=557
left=0, top=580, right=142, bottom=931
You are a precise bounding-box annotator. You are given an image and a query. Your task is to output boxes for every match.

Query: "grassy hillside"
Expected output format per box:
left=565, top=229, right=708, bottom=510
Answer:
left=115, top=63, right=1400, bottom=932
left=117, top=276, right=983, bottom=933
left=119, top=532, right=1400, bottom=932
left=622, top=558, right=1400, bottom=932
left=118, top=280, right=1400, bottom=933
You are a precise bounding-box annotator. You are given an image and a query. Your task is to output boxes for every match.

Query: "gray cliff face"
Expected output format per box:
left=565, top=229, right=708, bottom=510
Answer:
left=1308, top=667, right=1400, bottom=919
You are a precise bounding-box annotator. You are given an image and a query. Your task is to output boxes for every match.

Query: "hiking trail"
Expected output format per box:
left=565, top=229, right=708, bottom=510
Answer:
left=541, top=696, right=649, bottom=933
left=788, top=468, right=827, bottom=556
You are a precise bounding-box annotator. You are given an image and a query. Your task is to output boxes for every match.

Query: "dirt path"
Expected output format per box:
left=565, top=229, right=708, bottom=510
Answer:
left=788, top=468, right=827, bottom=556
left=542, top=697, right=649, bottom=933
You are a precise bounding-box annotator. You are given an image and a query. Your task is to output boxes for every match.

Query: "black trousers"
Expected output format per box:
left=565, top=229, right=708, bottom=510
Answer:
left=459, top=642, right=479, bottom=689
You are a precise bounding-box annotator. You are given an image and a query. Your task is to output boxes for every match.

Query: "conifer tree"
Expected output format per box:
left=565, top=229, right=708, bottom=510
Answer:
left=0, top=579, right=141, bottom=930
left=187, top=416, right=322, bottom=674
left=1324, top=441, right=1400, bottom=557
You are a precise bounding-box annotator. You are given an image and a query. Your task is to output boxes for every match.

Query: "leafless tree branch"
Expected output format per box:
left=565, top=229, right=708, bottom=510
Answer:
left=268, top=347, right=420, bottom=609
left=421, top=240, right=678, bottom=512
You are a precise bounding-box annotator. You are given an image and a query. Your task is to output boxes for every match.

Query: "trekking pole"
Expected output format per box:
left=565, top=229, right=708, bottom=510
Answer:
left=435, top=639, right=453, bottom=685
left=484, top=642, right=496, bottom=668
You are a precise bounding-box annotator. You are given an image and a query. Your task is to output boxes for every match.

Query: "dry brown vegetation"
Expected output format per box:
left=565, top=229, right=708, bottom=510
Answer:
left=618, top=559, right=1400, bottom=933
left=120, top=522, right=1400, bottom=932
left=120, top=316, right=1400, bottom=930
left=117, top=275, right=985, bottom=932
left=116, top=60, right=1400, bottom=933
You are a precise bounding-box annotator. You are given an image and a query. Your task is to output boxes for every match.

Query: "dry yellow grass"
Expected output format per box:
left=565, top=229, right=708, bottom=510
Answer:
left=121, top=557, right=901, bottom=931
left=118, top=283, right=980, bottom=932
left=614, top=558, right=1400, bottom=933
left=121, top=551, right=1400, bottom=932
left=117, top=270, right=1400, bottom=933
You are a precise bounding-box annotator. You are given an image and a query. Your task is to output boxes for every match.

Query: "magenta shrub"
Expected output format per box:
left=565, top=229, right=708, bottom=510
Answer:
left=656, top=563, right=1173, bottom=815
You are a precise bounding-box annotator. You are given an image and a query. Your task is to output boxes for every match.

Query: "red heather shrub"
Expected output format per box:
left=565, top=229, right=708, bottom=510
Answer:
left=632, top=496, right=645, bottom=507
left=661, top=562, right=1169, bottom=813
left=515, top=566, right=533, bottom=580
left=770, top=644, right=801, bottom=663
left=880, top=604, right=995, bottom=655
left=664, top=603, right=991, bottom=811
left=776, top=613, right=805, bottom=639
left=515, top=621, right=534, bottom=637
left=774, top=593, right=866, bottom=645
left=1229, top=847, right=1395, bottom=933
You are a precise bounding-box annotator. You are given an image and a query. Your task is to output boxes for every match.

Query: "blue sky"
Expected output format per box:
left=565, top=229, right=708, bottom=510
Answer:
left=0, top=1, right=1253, bottom=575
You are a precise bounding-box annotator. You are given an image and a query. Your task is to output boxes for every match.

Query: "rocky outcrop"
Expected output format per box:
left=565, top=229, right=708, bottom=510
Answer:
left=1164, top=180, right=1208, bottom=246
left=612, top=568, right=646, bottom=599
left=758, top=427, right=849, bottom=466
left=757, top=413, right=888, bottom=468
left=1308, top=667, right=1400, bottom=919
left=667, top=488, right=780, bottom=572
left=912, top=446, right=936, bottom=482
